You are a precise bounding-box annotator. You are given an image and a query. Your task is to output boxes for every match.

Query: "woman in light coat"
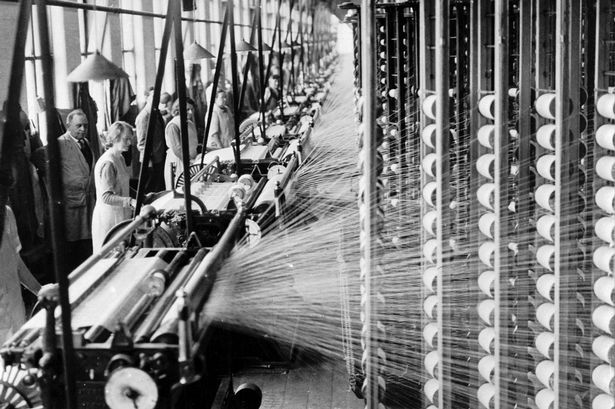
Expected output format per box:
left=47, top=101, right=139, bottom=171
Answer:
left=91, top=121, right=136, bottom=251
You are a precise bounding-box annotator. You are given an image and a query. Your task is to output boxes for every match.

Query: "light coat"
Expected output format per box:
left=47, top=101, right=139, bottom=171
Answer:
left=58, top=133, right=96, bottom=241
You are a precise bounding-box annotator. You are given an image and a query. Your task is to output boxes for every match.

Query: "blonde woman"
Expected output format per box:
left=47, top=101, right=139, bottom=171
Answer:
left=91, top=121, right=136, bottom=251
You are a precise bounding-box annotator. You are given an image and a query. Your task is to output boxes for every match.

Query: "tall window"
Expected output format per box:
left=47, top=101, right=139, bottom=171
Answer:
left=24, top=7, right=46, bottom=143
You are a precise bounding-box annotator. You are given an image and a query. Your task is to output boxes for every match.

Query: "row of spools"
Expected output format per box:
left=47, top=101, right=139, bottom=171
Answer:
left=591, top=93, right=615, bottom=409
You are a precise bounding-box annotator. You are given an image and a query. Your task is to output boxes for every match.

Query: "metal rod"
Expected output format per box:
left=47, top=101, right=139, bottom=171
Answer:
left=516, top=0, right=532, bottom=403
left=135, top=0, right=175, bottom=214
left=200, top=9, right=229, bottom=163
left=434, top=0, right=452, bottom=406
left=38, top=0, right=269, bottom=30
left=173, top=0, right=195, bottom=238
left=494, top=1, right=512, bottom=408
left=554, top=0, right=575, bottom=407
left=360, top=0, right=380, bottom=406
left=228, top=0, right=243, bottom=174
left=35, top=0, right=77, bottom=407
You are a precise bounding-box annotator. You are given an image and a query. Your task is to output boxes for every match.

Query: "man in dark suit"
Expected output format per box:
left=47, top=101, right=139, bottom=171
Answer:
left=58, top=109, right=96, bottom=271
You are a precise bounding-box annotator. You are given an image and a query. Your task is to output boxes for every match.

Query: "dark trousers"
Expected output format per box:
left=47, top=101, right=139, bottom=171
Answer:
left=65, top=239, right=92, bottom=273
left=142, top=161, right=166, bottom=194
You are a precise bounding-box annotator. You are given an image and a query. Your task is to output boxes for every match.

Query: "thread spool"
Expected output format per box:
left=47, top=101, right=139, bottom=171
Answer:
left=476, top=154, right=495, bottom=179
left=237, top=174, right=256, bottom=192
left=478, top=125, right=495, bottom=148
left=424, top=378, right=439, bottom=403
left=424, top=351, right=439, bottom=378
left=229, top=185, right=247, bottom=200
left=595, top=276, right=615, bottom=306
left=478, top=94, right=495, bottom=119
left=478, top=355, right=495, bottom=383
left=423, top=322, right=438, bottom=348
left=478, top=299, right=495, bottom=325
left=479, top=212, right=495, bottom=238
left=423, top=295, right=438, bottom=319
left=423, top=210, right=438, bottom=236
left=479, top=241, right=495, bottom=268
left=596, top=124, right=615, bottom=151
left=422, top=153, right=438, bottom=177
left=536, top=124, right=556, bottom=150
left=535, top=332, right=554, bottom=359
left=535, top=184, right=556, bottom=212
left=536, top=215, right=556, bottom=242
left=592, top=364, right=615, bottom=395
left=592, top=335, right=614, bottom=365
left=536, top=155, right=556, bottom=181
left=535, top=388, right=555, bottom=409
left=536, top=302, right=555, bottom=331
left=595, top=217, right=615, bottom=244
left=535, top=93, right=556, bottom=120
left=477, top=183, right=495, bottom=210
left=597, top=94, right=615, bottom=120
left=536, top=360, right=555, bottom=389
left=422, top=124, right=437, bottom=148
left=423, top=239, right=438, bottom=264
left=423, top=182, right=438, bottom=207
left=597, top=157, right=615, bottom=182
left=593, top=246, right=615, bottom=274
left=592, top=394, right=614, bottom=409
left=536, top=245, right=555, bottom=271
left=477, top=383, right=495, bottom=409
left=593, top=305, right=615, bottom=335
left=423, top=266, right=438, bottom=293
left=596, top=186, right=615, bottom=214
left=423, top=95, right=437, bottom=120
left=478, top=270, right=495, bottom=298
left=537, top=274, right=555, bottom=302
left=478, top=327, right=495, bottom=354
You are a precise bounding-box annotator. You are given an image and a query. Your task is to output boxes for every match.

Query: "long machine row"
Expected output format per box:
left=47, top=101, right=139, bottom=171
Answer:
left=348, top=1, right=615, bottom=408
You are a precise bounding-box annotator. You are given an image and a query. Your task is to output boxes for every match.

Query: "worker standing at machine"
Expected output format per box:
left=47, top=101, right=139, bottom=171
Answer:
left=206, top=90, right=235, bottom=150
left=164, top=99, right=199, bottom=190
left=91, top=121, right=136, bottom=251
left=58, top=109, right=96, bottom=270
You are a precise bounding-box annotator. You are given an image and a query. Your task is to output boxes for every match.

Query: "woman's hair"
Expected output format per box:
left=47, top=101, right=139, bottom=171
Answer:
left=104, top=121, right=133, bottom=149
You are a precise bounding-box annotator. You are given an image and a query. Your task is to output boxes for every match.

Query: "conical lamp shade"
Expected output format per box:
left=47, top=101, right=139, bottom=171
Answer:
left=235, top=39, right=257, bottom=52
left=281, top=40, right=292, bottom=49
left=67, top=51, right=128, bottom=82
left=261, top=42, right=273, bottom=51
left=185, top=41, right=216, bottom=60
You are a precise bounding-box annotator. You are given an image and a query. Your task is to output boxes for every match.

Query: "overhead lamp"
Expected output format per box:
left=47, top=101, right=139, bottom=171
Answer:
left=67, top=51, right=129, bottom=82
left=261, top=42, right=273, bottom=51
left=184, top=41, right=216, bottom=60
left=281, top=40, right=292, bottom=49
left=235, top=39, right=257, bottom=52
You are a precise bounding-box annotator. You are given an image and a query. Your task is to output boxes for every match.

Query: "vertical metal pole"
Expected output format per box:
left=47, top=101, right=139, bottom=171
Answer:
left=201, top=9, right=229, bottom=160
left=135, top=1, right=175, bottom=213
left=35, top=1, right=77, bottom=408
left=228, top=0, right=243, bottom=174
left=435, top=1, right=452, bottom=408
left=516, top=0, right=532, bottom=404
left=172, top=0, right=194, bottom=237
left=360, top=0, right=380, bottom=406
left=493, top=1, right=512, bottom=408
left=554, top=1, right=575, bottom=407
